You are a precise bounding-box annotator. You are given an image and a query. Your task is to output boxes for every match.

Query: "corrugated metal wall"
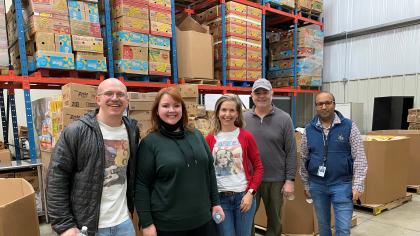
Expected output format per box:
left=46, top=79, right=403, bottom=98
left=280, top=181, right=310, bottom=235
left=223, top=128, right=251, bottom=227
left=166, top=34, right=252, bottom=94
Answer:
left=324, top=74, right=420, bottom=133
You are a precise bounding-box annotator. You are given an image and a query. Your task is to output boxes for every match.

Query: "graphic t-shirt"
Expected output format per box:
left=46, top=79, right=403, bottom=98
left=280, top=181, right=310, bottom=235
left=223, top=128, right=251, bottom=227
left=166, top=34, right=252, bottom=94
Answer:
left=98, top=120, right=130, bottom=228
left=212, top=128, right=247, bottom=192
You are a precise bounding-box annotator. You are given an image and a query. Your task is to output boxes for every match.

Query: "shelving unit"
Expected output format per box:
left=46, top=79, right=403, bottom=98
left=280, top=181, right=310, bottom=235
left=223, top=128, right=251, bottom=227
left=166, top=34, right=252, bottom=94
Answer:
left=0, top=0, right=323, bottom=163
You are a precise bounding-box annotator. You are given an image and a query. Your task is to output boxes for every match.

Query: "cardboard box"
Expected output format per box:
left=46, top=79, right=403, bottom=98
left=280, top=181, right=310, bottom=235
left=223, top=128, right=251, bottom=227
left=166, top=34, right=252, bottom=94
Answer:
left=28, top=0, right=69, bottom=15
left=72, top=35, right=103, bottom=53
left=362, top=136, right=410, bottom=204
left=0, top=141, right=4, bottom=149
left=215, top=69, right=247, bottom=81
left=0, top=149, right=11, bottom=167
left=84, top=2, right=100, bottom=23
left=75, top=52, right=107, bottom=71
left=70, top=20, right=101, bottom=37
left=127, top=92, right=157, bottom=101
left=129, top=110, right=152, bottom=121
left=68, top=0, right=86, bottom=21
left=149, top=0, right=171, bottom=9
left=129, top=101, right=154, bottom=111
left=0, top=172, right=14, bottom=178
left=0, top=179, right=40, bottom=236
left=55, top=34, right=73, bottom=53
left=150, top=21, right=172, bottom=37
left=29, top=51, right=74, bottom=71
left=149, top=62, right=171, bottom=76
left=113, top=31, right=149, bottom=47
left=62, top=83, right=97, bottom=107
left=114, top=59, right=148, bottom=74
left=34, top=32, right=55, bottom=52
left=60, top=107, right=91, bottom=128
left=114, top=44, right=148, bottom=60
left=15, top=170, right=39, bottom=192
left=176, top=84, right=198, bottom=98
left=176, top=15, right=214, bottom=80
left=247, top=5, right=262, bottom=20
left=113, top=16, right=149, bottom=34
left=28, top=15, right=70, bottom=35
left=368, top=130, right=420, bottom=186
left=149, top=9, right=171, bottom=24
left=187, top=104, right=206, bottom=117
left=149, top=48, right=170, bottom=63
left=149, top=35, right=170, bottom=50
left=111, top=0, right=149, bottom=19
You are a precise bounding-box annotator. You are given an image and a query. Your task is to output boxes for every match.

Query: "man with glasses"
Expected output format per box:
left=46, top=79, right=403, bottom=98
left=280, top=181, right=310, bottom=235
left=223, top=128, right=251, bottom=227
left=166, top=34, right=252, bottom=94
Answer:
left=47, top=78, right=140, bottom=236
left=300, top=91, right=367, bottom=236
left=244, top=78, right=297, bottom=236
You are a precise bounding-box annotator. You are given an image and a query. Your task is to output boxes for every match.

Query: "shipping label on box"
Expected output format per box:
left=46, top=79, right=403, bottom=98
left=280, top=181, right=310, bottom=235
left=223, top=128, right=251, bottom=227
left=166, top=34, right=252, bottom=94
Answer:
left=62, top=83, right=97, bottom=101
left=84, top=2, right=99, bottom=23
left=112, top=2, right=149, bottom=19
left=55, top=34, right=72, bottom=53
left=149, top=35, right=170, bottom=50
left=72, top=35, right=103, bottom=53
left=150, top=21, right=172, bottom=37
left=129, top=101, right=154, bottom=111
left=70, top=20, right=101, bottom=37
left=114, top=44, right=148, bottom=60
left=31, top=51, right=74, bottom=70
left=127, top=92, right=157, bottom=101
left=60, top=107, right=92, bottom=127
left=113, top=16, right=149, bottom=34
left=75, top=52, right=107, bottom=72
left=34, top=32, right=56, bottom=51
left=149, top=9, right=171, bottom=24
left=149, top=48, right=170, bottom=63
left=129, top=110, right=152, bottom=121
left=0, top=149, right=11, bottom=167
left=113, top=31, right=148, bottom=47
left=115, top=59, right=148, bottom=74
left=149, top=62, right=171, bottom=76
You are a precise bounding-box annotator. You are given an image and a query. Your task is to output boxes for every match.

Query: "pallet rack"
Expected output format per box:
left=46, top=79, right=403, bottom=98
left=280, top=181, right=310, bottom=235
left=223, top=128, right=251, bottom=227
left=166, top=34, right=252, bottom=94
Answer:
left=0, top=0, right=323, bottom=164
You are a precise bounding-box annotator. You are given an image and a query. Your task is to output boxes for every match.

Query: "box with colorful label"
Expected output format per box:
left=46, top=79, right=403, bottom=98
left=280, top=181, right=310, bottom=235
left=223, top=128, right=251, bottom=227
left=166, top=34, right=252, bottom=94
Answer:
left=115, top=59, right=148, bottom=74
left=247, top=45, right=262, bottom=60
left=84, top=2, right=100, bottom=23
left=28, top=0, right=69, bottom=15
left=149, top=9, right=171, bottom=24
left=114, top=44, right=148, bottom=60
left=297, top=0, right=312, bottom=10
left=149, top=35, right=170, bottom=50
left=68, top=0, right=85, bottom=21
left=72, top=35, right=103, bottom=53
left=215, top=69, right=247, bottom=81
left=247, top=59, right=261, bottom=70
left=29, top=51, right=74, bottom=71
left=28, top=15, right=70, bottom=35
left=246, top=22, right=261, bottom=41
left=311, top=0, right=322, bottom=13
left=70, top=20, right=101, bottom=37
left=111, top=0, right=149, bottom=19
left=247, top=6, right=262, bottom=20
left=148, top=48, right=170, bottom=63
left=214, top=44, right=247, bottom=61
left=55, top=34, right=72, bottom=53
left=149, top=62, right=171, bottom=76
left=34, top=32, right=56, bottom=52
left=149, top=0, right=171, bottom=9
left=150, top=21, right=172, bottom=37
left=113, top=16, right=149, bottom=34
left=247, top=70, right=260, bottom=81
left=113, top=31, right=149, bottom=47
left=222, top=58, right=246, bottom=69
left=298, top=76, right=321, bottom=86
left=209, top=19, right=247, bottom=40
left=75, top=52, right=107, bottom=71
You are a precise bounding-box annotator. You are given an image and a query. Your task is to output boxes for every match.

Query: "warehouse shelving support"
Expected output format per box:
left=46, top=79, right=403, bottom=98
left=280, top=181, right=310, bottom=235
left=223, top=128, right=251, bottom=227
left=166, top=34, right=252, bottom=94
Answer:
left=103, top=0, right=114, bottom=77
left=261, top=0, right=266, bottom=79
left=292, top=7, right=299, bottom=127
left=220, top=0, right=227, bottom=86
left=0, top=89, right=7, bottom=143
left=171, top=0, right=179, bottom=84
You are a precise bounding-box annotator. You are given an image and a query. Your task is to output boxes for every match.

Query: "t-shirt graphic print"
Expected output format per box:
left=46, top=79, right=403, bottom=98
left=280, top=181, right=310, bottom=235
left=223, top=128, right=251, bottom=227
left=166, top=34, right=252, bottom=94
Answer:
left=103, top=139, right=129, bottom=187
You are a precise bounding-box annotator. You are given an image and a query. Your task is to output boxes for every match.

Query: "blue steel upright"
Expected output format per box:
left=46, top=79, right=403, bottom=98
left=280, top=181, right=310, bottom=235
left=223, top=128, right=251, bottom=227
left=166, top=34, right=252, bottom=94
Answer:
left=171, top=0, right=178, bottom=83
left=221, top=1, right=227, bottom=86
left=292, top=7, right=298, bottom=127
left=103, top=0, right=114, bottom=77
left=0, top=90, right=7, bottom=142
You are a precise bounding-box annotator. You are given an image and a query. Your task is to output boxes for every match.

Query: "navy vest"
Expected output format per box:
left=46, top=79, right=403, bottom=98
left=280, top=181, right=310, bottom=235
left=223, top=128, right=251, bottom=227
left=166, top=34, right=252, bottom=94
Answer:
left=305, top=112, right=353, bottom=185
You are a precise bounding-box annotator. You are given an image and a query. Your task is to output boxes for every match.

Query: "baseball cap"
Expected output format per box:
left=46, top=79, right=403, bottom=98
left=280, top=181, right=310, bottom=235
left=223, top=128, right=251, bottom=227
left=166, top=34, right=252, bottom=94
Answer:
left=252, top=78, right=272, bottom=92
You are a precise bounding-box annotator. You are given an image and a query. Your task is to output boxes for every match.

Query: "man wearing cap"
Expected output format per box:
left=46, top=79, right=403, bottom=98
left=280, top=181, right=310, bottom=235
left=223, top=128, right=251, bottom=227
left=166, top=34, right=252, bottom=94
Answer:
left=245, top=78, right=297, bottom=236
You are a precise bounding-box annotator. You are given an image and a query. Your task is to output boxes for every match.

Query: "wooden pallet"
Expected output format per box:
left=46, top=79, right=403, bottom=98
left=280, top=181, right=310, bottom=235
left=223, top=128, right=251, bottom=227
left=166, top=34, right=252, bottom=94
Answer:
left=354, top=193, right=413, bottom=215
left=255, top=215, right=357, bottom=235
left=30, top=69, right=105, bottom=80
left=407, top=185, right=420, bottom=194
left=182, top=78, right=220, bottom=85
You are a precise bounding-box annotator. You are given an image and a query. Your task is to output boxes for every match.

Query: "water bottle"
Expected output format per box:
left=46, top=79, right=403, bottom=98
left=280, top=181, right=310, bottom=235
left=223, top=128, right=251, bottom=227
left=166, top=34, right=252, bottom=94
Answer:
left=287, top=194, right=295, bottom=201
left=306, top=198, right=313, bottom=204
left=78, top=226, right=88, bottom=236
left=213, top=212, right=223, bottom=224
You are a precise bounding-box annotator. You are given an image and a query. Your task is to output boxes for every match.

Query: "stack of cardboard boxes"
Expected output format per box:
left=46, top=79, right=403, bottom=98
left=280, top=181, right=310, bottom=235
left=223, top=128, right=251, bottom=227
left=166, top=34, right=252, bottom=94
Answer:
left=0, top=0, right=8, bottom=68
left=68, top=0, right=107, bottom=72
left=0, top=142, right=11, bottom=167
left=195, top=1, right=262, bottom=82
left=267, top=27, right=323, bottom=87
left=297, top=0, right=323, bottom=14
left=128, top=92, right=155, bottom=137
left=407, top=108, right=420, bottom=130
left=108, top=0, right=172, bottom=76
left=7, top=0, right=75, bottom=73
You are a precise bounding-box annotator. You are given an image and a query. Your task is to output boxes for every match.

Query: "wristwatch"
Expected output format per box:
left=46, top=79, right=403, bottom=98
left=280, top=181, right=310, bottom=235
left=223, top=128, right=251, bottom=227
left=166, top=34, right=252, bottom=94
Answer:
left=248, top=188, right=256, bottom=196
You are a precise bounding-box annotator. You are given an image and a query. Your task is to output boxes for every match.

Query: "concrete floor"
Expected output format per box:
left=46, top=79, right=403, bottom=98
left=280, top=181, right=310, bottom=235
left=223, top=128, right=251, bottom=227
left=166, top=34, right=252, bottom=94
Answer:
left=40, top=195, right=420, bottom=236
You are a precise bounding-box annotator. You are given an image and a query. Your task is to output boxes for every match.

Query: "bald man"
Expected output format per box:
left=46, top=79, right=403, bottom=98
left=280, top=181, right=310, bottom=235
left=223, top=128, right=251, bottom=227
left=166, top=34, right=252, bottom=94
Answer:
left=47, top=78, right=140, bottom=236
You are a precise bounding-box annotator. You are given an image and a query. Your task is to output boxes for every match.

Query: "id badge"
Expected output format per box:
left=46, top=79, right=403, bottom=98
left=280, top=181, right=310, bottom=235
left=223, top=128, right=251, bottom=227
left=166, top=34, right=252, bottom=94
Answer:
left=317, top=165, right=326, bottom=177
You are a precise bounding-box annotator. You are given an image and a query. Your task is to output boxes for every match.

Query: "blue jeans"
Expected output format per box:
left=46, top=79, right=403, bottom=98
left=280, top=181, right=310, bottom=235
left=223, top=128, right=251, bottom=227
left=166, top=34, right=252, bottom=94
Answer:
left=218, top=191, right=256, bottom=236
left=309, top=181, right=353, bottom=236
left=96, top=218, right=136, bottom=236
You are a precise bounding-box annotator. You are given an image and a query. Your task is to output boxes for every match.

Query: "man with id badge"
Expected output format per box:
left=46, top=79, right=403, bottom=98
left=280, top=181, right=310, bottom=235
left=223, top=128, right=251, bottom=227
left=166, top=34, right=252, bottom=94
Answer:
left=299, top=92, right=367, bottom=236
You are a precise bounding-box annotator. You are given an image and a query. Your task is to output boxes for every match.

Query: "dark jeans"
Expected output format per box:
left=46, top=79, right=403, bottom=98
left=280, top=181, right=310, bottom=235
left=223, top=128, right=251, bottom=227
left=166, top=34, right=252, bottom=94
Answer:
left=252, top=181, right=284, bottom=236
left=157, top=220, right=219, bottom=236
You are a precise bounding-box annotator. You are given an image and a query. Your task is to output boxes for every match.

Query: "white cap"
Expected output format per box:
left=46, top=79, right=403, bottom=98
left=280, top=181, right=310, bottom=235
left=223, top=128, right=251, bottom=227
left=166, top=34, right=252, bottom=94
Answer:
left=252, top=78, right=272, bottom=92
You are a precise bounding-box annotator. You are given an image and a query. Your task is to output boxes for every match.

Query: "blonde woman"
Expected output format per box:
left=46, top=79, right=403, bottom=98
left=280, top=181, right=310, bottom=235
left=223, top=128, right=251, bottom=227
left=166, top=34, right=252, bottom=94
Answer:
left=205, top=94, right=264, bottom=236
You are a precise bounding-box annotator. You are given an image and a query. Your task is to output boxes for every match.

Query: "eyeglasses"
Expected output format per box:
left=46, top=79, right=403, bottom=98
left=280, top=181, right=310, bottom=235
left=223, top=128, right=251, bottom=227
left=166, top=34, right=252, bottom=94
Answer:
left=315, top=100, right=335, bottom=107
left=99, top=91, right=127, bottom=98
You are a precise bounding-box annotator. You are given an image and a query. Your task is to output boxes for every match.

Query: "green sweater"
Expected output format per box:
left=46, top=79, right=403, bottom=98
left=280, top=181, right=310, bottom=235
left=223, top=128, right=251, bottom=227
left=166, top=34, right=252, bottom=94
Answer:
left=135, top=129, right=220, bottom=231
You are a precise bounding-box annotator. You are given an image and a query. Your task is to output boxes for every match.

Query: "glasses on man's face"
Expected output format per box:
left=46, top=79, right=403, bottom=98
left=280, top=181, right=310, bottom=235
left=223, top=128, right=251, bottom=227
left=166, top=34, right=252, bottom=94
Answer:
left=315, top=100, right=335, bottom=107
left=99, top=91, right=127, bottom=98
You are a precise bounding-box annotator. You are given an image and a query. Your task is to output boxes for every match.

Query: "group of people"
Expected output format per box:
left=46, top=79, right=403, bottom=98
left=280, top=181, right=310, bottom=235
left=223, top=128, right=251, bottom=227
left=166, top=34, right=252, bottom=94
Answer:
left=46, top=78, right=367, bottom=236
